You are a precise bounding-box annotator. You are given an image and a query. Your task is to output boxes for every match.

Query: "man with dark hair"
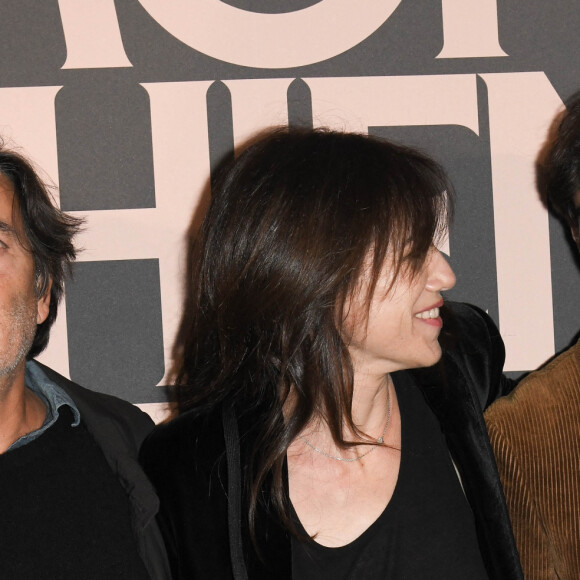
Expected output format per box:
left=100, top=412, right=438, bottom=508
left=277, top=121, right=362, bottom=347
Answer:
left=485, top=93, right=580, bottom=579
left=0, top=146, right=170, bottom=579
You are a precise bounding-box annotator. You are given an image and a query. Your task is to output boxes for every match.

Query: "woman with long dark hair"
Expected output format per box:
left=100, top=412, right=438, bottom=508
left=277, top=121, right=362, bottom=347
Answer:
left=140, top=128, right=523, bottom=579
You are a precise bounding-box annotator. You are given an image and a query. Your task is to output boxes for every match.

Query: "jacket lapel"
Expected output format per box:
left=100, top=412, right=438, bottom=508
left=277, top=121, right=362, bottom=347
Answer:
left=411, top=351, right=522, bottom=579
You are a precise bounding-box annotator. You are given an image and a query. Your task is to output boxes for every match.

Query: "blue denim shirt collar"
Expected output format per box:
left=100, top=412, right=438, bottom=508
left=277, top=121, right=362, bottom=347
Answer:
left=8, top=360, right=81, bottom=451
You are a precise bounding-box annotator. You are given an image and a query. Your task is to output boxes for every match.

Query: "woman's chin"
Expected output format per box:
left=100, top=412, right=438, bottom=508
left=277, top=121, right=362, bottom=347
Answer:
left=415, top=344, right=443, bottom=369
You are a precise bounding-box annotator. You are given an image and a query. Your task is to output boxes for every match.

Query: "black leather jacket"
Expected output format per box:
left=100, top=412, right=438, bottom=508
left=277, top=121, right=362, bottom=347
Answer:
left=140, top=302, right=523, bottom=579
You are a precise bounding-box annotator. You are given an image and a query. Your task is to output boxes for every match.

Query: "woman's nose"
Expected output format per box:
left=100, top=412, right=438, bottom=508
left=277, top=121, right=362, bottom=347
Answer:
left=427, top=249, right=456, bottom=292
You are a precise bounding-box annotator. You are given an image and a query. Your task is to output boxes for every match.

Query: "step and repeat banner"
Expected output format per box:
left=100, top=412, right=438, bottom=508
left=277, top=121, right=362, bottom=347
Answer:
left=2, top=1, right=580, bottom=419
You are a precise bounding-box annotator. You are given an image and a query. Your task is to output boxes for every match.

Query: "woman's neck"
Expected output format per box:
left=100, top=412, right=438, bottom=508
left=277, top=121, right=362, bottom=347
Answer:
left=350, top=372, right=391, bottom=436
left=293, top=373, right=392, bottom=448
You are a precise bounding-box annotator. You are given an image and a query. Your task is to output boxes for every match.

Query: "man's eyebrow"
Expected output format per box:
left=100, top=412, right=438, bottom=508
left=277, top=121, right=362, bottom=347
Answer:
left=0, top=221, right=18, bottom=236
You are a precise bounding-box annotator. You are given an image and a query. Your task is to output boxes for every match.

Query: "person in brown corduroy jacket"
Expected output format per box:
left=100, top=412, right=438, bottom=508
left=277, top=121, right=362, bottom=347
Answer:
left=485, top=91, right=580, bottom=580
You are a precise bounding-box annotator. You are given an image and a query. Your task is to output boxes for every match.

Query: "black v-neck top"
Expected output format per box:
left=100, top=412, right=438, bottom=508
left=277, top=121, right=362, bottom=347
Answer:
left=291, top=372, right=489, bottom=579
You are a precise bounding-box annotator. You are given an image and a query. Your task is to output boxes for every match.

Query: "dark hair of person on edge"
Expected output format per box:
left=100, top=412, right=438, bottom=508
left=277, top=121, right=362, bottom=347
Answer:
left=140, top=127, right=522, bottom=580
left=538, top=90, right=580, bottom=233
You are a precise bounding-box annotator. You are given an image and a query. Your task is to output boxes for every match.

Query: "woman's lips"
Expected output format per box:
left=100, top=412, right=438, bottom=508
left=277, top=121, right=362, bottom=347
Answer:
left=414, top=301, right=444, bottom=327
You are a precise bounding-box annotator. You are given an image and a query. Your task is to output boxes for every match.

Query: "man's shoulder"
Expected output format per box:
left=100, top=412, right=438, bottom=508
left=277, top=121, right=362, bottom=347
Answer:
left=31, top=360, right=154, bottom=444
left=485, top=341, right=580, bottom=427
left=521, top=339, right=580, bottom=388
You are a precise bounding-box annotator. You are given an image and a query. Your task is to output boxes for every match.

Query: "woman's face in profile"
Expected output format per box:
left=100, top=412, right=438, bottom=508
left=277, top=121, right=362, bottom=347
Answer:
left=344, top=248, right=456, bottom=377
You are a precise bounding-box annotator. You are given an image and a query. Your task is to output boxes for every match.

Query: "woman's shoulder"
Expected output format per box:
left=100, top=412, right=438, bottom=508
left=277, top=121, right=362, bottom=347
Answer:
left=441, top=301, right=502, bottom=355
left=438, top=301, right=509, bottom=409
left=443, top=301, right=499, bottom=332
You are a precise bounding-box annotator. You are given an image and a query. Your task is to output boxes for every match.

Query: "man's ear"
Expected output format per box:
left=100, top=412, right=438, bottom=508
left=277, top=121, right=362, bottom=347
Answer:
left=36, top=278, right=52, bottom=325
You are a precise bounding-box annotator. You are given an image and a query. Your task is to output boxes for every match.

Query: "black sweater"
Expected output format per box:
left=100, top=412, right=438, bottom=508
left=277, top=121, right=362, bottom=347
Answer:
left=0, top=407, right=150, bottom=579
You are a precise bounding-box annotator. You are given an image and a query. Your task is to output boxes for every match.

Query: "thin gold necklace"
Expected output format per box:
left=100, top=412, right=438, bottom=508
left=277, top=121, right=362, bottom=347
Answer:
left=297, top=382, right=392, bottom=463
